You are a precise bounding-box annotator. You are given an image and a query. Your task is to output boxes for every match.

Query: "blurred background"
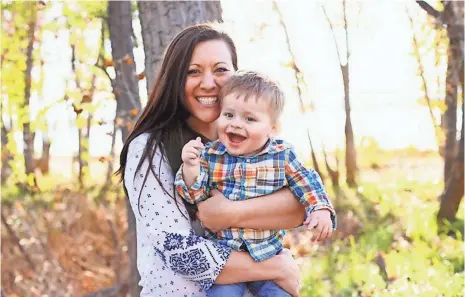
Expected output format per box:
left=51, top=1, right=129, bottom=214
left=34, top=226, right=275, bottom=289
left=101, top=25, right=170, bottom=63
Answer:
left=1, top=1, right=463, bottom=296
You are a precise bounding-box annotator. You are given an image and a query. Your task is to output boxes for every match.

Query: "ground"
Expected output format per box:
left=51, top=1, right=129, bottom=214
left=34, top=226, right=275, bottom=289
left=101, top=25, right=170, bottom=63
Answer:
left=1, top=151, right=463, bottom=297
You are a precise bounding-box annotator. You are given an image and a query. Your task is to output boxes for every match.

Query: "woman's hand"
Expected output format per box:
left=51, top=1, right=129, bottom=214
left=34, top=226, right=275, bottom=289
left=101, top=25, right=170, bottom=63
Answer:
left=274, top=249, right=300, bottom=297
left=197, top=189, right=238, bottom=232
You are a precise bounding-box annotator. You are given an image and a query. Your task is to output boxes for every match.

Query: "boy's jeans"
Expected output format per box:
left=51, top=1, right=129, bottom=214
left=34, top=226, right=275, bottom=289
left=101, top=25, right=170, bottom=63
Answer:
left=207, top=280, right=291, bottom=297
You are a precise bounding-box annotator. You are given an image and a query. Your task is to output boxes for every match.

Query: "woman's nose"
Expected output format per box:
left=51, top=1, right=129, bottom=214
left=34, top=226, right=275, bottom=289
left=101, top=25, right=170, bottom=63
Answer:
left=200, top=72, right=216, bottom=90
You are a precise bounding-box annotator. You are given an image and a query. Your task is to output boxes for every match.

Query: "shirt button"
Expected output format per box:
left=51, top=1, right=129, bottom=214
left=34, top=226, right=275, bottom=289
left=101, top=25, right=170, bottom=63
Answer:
left=246, top=159, right=250, bottom=163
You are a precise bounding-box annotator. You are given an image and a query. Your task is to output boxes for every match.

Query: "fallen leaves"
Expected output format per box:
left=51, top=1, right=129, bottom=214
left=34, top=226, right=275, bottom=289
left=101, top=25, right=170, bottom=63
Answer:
left=2, top=191, right=129, bottom=296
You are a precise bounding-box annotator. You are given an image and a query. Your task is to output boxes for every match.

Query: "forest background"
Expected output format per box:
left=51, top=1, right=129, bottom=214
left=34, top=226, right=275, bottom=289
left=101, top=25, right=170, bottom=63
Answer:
left=1, top=1, right=464, bottom=297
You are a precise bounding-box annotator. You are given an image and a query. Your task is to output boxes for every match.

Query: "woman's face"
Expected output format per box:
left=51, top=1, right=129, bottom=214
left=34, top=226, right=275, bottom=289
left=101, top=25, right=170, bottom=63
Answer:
left=185, top=40, right=234, bottom=129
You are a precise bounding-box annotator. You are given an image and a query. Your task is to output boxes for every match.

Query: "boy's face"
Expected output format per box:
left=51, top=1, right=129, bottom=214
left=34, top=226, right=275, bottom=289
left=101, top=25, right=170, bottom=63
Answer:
left=217, top=92, right=277, bottom=156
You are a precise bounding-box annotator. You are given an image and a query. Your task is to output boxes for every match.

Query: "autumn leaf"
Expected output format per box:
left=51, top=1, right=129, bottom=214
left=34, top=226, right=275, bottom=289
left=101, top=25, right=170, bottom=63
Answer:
left=113, top=88, right=121, bottom=96
left=104, top=58, right=113, bottom=67
left=98, top=157, right=106, bottom=163
left=97, top=120, right=105, bottom=125
left=81, top=94, right=91, bottom=103
left=37, top=1, right=47, bottom=9
left=73, top=104, right=83, bottom=115
left=15, top=201, right=25, bottom=213
left=124, top=55, right=133, bottom=65
left=127, top=122, right=135, bottom=133
left=105, top=131, right=113, bottom=137
left=137, top=71, right=146, bottom=80
left=129, top=108, right=138, bottom=116
left=115, top=117, right=124, bottom=127
left=280, top=60, right=295, bottom=68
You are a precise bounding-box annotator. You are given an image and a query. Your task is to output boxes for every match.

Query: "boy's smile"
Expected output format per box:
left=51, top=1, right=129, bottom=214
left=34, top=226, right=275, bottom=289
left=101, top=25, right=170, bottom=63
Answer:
left=226, top=132, right=247, bottom=144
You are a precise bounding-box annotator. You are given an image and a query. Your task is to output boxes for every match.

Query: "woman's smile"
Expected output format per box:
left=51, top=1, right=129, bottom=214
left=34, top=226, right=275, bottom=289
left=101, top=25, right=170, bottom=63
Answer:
left=196, top=96, right=219, bottom=106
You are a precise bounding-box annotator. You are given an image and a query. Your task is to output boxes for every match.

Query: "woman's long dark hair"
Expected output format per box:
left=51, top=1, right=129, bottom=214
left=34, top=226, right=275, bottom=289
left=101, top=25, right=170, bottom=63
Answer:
left=116, top=23, right=238, bottom=220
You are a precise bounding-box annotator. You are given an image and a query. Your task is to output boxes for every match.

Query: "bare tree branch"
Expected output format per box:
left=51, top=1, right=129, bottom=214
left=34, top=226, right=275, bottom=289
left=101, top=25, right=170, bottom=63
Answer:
left=307, top=130, right=325, bottom=180
left=343, top=0, right=350, bottom=60
left=406, top=7, right=441, bottom=135
left=416, top=0, right=441, bottom=19
left=273, top=0, right=323, bottom=180
left=321, top=4, right=343, bottom=64
left=322, top=145, right=339, bottom=186
left=95, top=19, right=114, bottom=85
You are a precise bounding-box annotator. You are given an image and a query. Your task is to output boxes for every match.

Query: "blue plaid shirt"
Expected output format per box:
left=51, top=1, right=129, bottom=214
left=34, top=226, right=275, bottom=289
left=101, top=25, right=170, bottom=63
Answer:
left=175, top=138, right=336, bottom=262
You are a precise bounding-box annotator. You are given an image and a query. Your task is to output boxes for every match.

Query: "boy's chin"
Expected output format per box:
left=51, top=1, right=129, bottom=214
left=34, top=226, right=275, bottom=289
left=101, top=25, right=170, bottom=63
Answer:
left=225, top=145, right=246, bottom=156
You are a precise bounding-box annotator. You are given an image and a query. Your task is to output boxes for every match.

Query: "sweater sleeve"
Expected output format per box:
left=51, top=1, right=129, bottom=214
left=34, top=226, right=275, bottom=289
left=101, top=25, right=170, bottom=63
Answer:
left=124, top=136, right=232, bottom=290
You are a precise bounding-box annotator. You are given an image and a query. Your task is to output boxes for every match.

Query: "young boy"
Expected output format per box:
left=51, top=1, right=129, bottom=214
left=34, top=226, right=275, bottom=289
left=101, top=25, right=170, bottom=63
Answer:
left=174, top=71, right=336, bottom=297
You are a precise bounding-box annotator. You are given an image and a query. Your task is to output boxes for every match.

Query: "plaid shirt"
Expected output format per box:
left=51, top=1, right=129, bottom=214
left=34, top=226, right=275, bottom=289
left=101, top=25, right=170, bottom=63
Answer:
left=175, top=138, right=336, bottom=262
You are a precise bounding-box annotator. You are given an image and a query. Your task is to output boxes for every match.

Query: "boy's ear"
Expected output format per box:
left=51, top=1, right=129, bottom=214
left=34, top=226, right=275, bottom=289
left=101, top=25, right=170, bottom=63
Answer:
left=269, top=123, right=279, bottom=138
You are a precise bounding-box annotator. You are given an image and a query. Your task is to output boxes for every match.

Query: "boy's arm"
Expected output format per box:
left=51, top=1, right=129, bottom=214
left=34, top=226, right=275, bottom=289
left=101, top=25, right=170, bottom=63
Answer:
left=182, top=162, right=199, bottom=189
left=174, top=156, right=211, bottom=204
left=284, top=148, right=336, bottom=229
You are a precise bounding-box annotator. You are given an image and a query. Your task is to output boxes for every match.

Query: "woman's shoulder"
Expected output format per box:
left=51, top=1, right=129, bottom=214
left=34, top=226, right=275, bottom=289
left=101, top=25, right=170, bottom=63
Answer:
left=128, top=133, right=164, bottom=155
left=130, top=133, right=150, bottom=147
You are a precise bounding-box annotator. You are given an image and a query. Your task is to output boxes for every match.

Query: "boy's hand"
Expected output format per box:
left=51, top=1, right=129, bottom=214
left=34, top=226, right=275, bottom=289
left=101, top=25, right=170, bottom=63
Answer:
left=182, top=137, right=204, bottom=168
left=304, top=209, right=333, bottom=243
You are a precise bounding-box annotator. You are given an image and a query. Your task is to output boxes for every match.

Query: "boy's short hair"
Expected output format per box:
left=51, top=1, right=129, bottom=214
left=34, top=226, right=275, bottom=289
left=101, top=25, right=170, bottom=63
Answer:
left=219, top=70, right=285, bottom=121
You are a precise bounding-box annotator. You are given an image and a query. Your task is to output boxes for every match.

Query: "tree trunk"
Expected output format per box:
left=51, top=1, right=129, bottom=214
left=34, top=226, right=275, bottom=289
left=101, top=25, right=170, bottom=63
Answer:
left=40, top=136, right=51, bottom=174
left=437, top=99, right=464, bottom=223
left=442, top=43, right=458, bottom=184
left=107, top=2, right=142, bottom=296
left=436, top=1, right=464, bottom=223
left=70, top=44, right=87, bottom=187
left=442, top=1, right=463, bottom=183
left=108, top=1, right=142, bottom=140
left=342, top=63, right=357, bottom=187
left=106, top=122, right=117, bottom=184
left=341, top=0, right=357, bottom=188
left=1, top=123, right=12, bottom=184
left=137, top=0, right=223, bottom=92
left=321, top=0, right=357, bottom=187
left=23, top=8, right=37, bottom=180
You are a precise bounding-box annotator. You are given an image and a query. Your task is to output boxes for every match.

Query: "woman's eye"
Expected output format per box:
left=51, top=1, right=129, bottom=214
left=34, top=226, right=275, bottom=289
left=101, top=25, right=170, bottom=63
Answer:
left=216, top=67, right=229, bottom=73
left=188, top=69, right=199, bottom=75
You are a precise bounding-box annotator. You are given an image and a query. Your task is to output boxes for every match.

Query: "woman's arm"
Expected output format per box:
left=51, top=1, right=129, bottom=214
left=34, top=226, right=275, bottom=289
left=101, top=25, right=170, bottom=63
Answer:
left=197, top=188, right=305, bottom=232
left=216, top=249, right=300, bottom=297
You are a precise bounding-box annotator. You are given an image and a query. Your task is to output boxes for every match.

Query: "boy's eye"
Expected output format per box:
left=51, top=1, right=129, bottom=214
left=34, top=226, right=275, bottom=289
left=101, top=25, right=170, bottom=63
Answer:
left=188, top=69, right=199, bottom=75
left=223, top=112, right=233, bottom=118
left=246, top=117, right=255, bottom=122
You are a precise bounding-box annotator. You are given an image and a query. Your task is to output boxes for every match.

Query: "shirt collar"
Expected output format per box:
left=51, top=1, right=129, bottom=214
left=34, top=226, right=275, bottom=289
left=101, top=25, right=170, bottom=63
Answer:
left=207, top=138, right=288, bottom=156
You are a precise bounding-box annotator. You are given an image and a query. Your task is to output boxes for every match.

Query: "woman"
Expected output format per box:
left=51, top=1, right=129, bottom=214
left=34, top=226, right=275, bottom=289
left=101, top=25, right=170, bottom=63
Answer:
left=118, top=23, right=308, bottom=297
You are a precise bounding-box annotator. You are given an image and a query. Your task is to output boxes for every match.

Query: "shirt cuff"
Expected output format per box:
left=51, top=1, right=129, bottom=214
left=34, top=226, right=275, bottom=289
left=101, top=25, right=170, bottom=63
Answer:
left=191, top=165, right=208, bottom=191
left=305, top=205, right=337, bottom=230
